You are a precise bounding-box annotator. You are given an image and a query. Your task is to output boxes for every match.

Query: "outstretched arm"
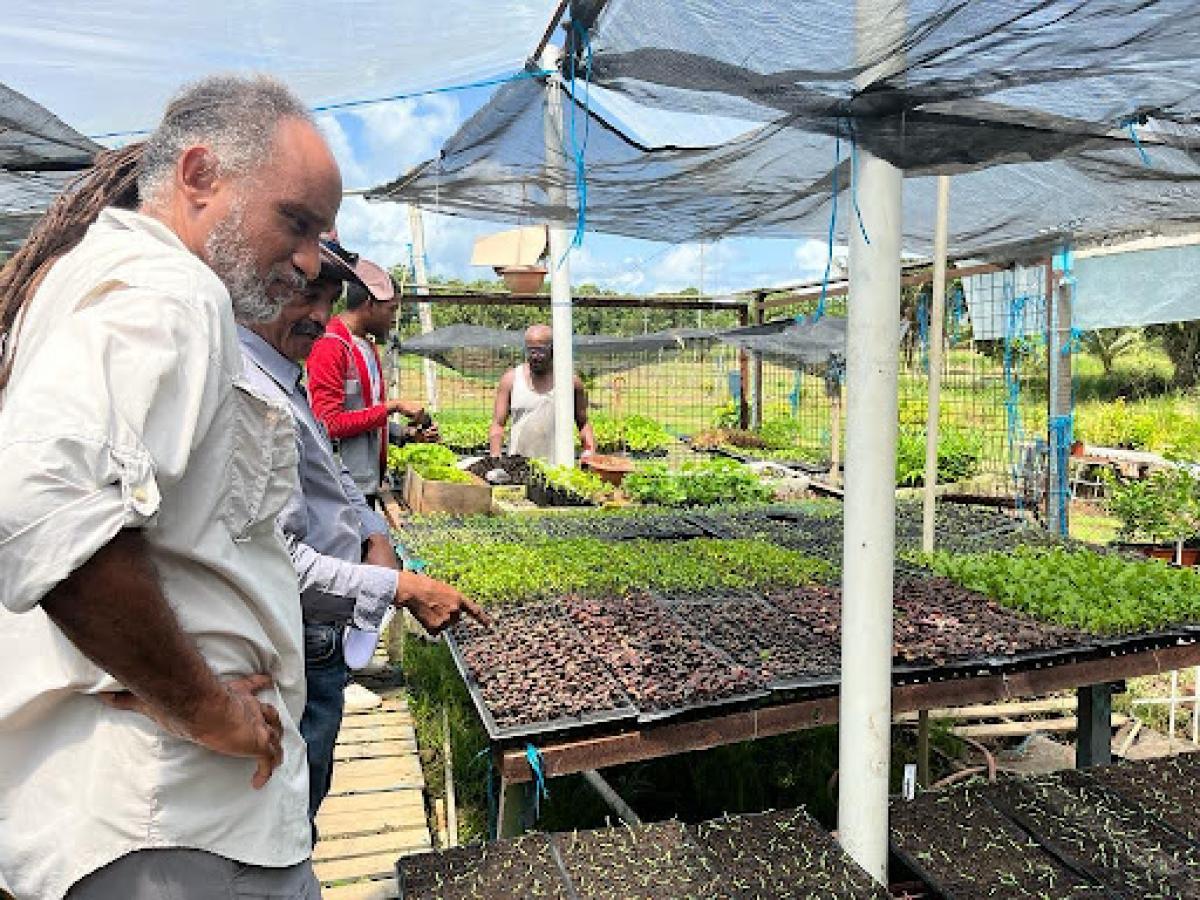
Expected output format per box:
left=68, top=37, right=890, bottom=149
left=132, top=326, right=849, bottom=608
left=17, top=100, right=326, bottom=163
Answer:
left=574, top=376, right=597, bottom=456
left=489, top=369, right=514, bottom=456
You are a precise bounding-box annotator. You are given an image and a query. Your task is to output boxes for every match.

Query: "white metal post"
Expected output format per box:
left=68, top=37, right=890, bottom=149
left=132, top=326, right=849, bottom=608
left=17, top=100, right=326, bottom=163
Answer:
left=838, top=0, right=905, bottom=883
left=407, top=204, right=439, bottom=411
left=541, top=43, right=577, bottom=468
left=921, top=176, right=951, bottom=553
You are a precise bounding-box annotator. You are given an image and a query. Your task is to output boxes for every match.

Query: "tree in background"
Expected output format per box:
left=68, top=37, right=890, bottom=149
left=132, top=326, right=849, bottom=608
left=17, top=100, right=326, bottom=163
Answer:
left=1148, top=322, right=1200, bottom=390
left=1079, top=328, right=1143, bottom=374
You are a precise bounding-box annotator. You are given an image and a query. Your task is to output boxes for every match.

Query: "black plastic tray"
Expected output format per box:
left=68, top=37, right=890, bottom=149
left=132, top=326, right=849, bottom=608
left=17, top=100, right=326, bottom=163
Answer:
left=444, top=631, right=638, bottom=744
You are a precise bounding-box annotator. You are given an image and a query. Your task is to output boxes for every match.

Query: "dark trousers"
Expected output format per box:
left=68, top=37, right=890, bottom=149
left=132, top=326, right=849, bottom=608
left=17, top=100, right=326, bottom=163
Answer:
left=299, top=622, right=348, bottom=826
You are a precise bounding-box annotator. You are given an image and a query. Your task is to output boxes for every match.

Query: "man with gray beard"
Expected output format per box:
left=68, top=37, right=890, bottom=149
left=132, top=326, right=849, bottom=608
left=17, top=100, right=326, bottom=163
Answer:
left=0, top=75, right=338, bottom=899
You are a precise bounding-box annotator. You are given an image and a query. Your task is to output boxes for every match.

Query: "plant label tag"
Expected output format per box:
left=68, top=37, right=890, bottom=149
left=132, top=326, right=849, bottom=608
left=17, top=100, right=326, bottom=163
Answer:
left=902, top=764, right=917, bottom=801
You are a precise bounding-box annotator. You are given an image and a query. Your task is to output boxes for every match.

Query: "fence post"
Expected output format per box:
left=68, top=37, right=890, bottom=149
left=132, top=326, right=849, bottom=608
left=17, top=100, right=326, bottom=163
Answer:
left=738, top=303, right=751, bottom=430
left=1047, top=263, right=1073, bottom=535
left=408, top=204, right=439, bottom=411
left=752, top=294, right=765, bottom=430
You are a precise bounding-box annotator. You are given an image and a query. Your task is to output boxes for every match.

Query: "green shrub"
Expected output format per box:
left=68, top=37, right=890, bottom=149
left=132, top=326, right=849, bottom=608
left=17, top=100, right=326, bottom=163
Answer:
left=1107, top=468, right=1200, bottom=544
left=895, top=427, right=983, bottom=487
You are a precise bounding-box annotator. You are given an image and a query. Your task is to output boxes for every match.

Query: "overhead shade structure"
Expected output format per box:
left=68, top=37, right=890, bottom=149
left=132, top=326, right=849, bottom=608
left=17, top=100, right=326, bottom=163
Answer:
left=371, top=0, right=1200, bottom=259
left=1, top=83, right=99, bottom=252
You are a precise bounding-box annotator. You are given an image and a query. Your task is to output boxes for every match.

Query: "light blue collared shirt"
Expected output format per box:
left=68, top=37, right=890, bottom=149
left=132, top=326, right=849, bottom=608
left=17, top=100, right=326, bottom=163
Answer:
left=239, top=326, right=397, bottom=629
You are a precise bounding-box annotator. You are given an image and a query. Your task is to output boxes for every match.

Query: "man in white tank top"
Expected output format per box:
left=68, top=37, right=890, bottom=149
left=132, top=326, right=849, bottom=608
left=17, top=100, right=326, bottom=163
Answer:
left=489, top=324, right=597, bottom=461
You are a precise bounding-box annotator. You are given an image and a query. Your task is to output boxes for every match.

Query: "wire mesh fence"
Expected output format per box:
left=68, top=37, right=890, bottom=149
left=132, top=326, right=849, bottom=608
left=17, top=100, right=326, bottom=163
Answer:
left=387, top=267, right=1054, bottom=508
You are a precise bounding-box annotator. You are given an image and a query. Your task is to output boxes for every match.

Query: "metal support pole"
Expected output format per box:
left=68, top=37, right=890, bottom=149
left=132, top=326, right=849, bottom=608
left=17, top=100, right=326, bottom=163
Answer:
left=407, top=204, right=439, bottom=412
left=1076, top=683, right=1113, bottom=768
left=497, top=776, right=533, bottom=838
left=1047, top=268, right=1073, bottom=535
left=838, top=1, right=905, bottom=883
left=921, top=176, right=950, bottom=554
left=581, top=769, right=642, bottom=827
left=541, top=43, right=577, bottom=468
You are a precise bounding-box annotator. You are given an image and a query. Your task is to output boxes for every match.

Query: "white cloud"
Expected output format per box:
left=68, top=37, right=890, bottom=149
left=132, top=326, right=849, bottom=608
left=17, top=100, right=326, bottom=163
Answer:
left=795, top=239, right=831, bottom=280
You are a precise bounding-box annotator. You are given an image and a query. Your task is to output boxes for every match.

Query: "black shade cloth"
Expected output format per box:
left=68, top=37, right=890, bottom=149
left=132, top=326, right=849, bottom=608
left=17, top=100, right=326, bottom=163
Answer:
left=371, top=1, right=1200, bottom=259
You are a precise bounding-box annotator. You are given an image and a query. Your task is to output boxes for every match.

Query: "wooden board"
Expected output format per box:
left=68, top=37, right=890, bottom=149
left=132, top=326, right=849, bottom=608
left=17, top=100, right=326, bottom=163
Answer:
left=337, top=724, right=417, bottom=745
left=317, top=851, right=418, bottom=885
left=334, top=739, right=419, bottom=762
left=951, top=714, right=1128, bottom=739
left=318, top=805, right=429, bottom=841
left=329, top=756, right=425, bottom=794
left=322, top=878, right=399, bottom=900
left=320, top=788, right=426, bottom=818
left=314, top=828, right=431, bottom=863
left=402, top=466, right=492, bottom=515
left=340, top=711, right=414, bottom=731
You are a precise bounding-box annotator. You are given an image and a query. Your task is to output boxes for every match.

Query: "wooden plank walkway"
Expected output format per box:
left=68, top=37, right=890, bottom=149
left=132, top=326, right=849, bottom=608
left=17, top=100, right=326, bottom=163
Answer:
left=315, top=684, right=430, bottom=900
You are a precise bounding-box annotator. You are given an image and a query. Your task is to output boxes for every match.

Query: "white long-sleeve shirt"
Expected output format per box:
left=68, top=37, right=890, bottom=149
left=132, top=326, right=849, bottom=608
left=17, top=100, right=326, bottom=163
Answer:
left=238, top=326, right=398, bottom=630
left=0, top=208, right=310, bottom=900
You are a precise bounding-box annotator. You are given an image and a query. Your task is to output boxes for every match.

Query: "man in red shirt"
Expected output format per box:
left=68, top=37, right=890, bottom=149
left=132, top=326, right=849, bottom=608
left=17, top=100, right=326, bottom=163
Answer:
left=306, top=238, right=433, bottom=503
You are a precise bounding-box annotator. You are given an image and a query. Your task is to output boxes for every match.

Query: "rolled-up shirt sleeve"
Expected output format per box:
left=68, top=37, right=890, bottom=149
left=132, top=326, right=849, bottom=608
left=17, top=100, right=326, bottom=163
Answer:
left=0, top=287, right=215, bottom=613
left=277, top=467, right=397, bottom=631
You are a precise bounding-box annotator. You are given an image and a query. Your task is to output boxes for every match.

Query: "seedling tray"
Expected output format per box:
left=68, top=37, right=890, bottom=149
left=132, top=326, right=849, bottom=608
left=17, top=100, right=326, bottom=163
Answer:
left=445, top=604, right=639, bottom=743
left=445, top=639, right=637, bottom=744
left=398, top=833, right=568, bottom=899
left=890, top=784, right=1111, bottom=900
left=988, top=774, right=1200, bottom=897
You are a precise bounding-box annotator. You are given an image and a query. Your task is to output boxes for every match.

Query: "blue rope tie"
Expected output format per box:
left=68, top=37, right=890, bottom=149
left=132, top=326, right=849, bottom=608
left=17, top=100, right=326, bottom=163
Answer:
left=810, top=123, right=843, bottom=324
left=89, top=68, right=554, bottom=140
left=788, top=369, right=802, bottom=414
left=1049, top=413, right=1074, bottom=536
left=525, top=743, right=549, bottom=821
left=1062, top=326, right=1083, bottom=357
left=557, top=19, right=593, bottom=265
left=916, top=295, right=930, bottom=373
left=849, top=122, right=871, bottom=246
left=1126, top=121, right=1152, bottom=167
left=1003, top=287, right=1029, bottom=509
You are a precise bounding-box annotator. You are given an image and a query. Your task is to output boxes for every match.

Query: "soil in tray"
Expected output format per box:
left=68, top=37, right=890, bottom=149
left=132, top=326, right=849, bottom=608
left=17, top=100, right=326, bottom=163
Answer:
left=890, top=576, right=1088, bottom=665
left=989, top=773, right=1200, bottom=897
left=565, top=593, right=756, bottom=712
left=1086, top=753, right=1200, bottom=843
left=398, top=835, right=568, bottom=899
left=466, top=454, right=532, bottom=485
left=889, top=785, right=1107, bottom=899
left=453, top=603, right=631, bottom=729
left=671, top=595, right=840, bottom=685
left=554, top=819, right=716, bottom=899
left=763, top=580, right=1087, bottom=668
left=692, top=808, right=886, bottom=899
